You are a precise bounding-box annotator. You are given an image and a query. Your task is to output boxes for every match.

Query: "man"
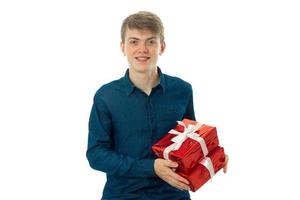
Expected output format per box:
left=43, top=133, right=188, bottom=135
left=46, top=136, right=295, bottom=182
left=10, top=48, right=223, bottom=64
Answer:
left=87, top=11, right=228, bottom=200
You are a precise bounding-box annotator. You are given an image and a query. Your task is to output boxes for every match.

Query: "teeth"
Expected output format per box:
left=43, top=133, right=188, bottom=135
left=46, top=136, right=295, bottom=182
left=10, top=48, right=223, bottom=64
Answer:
left=136, top=57, right=149, bottom=61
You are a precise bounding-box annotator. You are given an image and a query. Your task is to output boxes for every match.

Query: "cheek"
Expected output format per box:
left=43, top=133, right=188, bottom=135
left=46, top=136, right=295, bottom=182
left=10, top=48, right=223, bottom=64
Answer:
left=127, top=48, right=138, bottom=56
left=152, top=50, right=160, bottom=58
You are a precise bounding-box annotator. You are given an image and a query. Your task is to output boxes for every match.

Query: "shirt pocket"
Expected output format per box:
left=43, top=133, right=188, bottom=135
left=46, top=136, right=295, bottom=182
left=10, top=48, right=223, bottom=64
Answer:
left=154, top=105, right=185, bottom=122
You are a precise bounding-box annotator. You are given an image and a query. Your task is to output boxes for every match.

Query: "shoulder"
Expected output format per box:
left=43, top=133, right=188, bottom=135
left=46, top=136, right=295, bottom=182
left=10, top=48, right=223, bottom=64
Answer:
left=93, top=77, right=124, bottom=102
left=163, top=73, right=193, bottom=92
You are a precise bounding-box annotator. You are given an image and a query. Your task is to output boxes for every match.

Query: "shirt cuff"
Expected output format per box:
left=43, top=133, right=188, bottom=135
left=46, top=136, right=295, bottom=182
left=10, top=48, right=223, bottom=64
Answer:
left=139, top=159, right=156, bottom=177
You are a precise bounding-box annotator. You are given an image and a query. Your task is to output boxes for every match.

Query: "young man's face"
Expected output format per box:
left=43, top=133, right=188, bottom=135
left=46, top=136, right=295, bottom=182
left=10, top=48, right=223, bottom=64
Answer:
left=121, top=28, right=165, bottom=73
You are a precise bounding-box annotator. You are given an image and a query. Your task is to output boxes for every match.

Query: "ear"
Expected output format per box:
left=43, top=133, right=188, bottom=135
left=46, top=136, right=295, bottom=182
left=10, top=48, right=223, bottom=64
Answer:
left=159, top=41, right=166, bottom=56
left=120, top=41, right=126, bottom=56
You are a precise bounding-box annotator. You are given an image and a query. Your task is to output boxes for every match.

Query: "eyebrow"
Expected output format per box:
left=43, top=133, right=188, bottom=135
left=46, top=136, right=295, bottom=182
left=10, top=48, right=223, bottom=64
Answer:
left=127, top=36, right=157, bottom=41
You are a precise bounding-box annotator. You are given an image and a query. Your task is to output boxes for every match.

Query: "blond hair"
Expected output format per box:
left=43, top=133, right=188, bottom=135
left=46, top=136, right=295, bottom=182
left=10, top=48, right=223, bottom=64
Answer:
left=121, top=11, right=165, bottom=42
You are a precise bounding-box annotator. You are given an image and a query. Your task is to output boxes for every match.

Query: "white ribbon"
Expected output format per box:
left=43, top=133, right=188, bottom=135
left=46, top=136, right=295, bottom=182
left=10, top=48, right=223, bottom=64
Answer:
left=200, top=157, right=215, bottom=178
left=163, top=121, right=209, bottom=160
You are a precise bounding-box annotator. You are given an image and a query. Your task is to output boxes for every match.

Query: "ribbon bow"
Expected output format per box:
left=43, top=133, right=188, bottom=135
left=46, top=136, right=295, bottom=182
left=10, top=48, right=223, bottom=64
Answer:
left=163, top=121, right=209, bottom=160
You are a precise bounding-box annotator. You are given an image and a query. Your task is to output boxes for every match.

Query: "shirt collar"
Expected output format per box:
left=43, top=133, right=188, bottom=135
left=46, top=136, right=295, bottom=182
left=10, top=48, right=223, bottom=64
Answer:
left=123, top=67, right=166, bottom=96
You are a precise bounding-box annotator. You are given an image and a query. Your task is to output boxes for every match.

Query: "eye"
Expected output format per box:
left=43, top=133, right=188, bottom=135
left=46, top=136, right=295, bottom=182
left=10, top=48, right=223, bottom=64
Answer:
left=129, top=40, right=138, bottom=45
left=148, top=39, right=156, bottom=45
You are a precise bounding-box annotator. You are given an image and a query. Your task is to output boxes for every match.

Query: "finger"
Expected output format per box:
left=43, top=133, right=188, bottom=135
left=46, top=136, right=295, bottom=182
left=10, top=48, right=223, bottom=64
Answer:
left=167, top=176, right=190, bottom=191
left=165, top=160, right=178, bottom=168
left=174, top=182, right=190, bottom=191
left=223, top=155, right=229, bottom=173
left=169, top=170, right=189, bottom=185
left=225, top=154, right=229, bottom=163
left=223, top=164, right=227, bottom=173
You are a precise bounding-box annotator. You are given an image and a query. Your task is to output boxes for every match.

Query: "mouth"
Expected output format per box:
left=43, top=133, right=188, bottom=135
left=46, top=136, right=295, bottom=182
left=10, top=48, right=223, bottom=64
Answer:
left=135, top=56, right=150, bottom=62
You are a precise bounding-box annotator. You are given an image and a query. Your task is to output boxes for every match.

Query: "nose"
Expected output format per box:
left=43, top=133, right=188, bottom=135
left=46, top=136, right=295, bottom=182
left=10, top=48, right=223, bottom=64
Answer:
left=138, top=42, right=149, bottom=53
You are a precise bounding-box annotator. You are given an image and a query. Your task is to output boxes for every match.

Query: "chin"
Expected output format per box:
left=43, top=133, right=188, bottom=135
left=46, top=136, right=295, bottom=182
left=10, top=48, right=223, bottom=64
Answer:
left=134, top=67, right=150, bottom=73
left=131, top=64, right=151, bottom=73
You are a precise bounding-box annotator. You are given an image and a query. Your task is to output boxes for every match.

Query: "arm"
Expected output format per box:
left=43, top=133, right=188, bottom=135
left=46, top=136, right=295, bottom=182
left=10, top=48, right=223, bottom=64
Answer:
left=86, top=94, right=156, bottom=178
left=183, top=84, right=196, bottom=120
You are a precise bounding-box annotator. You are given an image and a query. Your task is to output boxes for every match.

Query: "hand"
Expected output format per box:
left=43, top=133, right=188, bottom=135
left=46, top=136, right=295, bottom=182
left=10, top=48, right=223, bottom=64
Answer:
left=223, top=154, right=229, bottom=173
left=154, top=158, right=190, bottom=191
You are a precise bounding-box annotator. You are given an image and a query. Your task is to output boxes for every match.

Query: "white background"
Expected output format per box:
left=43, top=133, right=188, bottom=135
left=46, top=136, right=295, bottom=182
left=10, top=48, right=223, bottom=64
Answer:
left=1, top=0, right=300, bottom=199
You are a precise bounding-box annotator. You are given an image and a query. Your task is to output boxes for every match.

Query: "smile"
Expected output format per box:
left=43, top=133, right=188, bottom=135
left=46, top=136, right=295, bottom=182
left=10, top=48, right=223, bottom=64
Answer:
left=135, top=56, right=150, bottom=61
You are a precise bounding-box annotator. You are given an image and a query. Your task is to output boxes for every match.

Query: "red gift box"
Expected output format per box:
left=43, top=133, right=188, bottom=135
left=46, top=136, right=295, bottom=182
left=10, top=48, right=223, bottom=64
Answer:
left=152, top=118, right=219, bottom=173
left=177, top=146, right=226, bottom=192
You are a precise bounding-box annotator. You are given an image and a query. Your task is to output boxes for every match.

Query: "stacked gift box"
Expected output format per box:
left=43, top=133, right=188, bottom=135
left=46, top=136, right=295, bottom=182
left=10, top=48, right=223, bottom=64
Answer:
left=152, top=118, right=226, bottom=192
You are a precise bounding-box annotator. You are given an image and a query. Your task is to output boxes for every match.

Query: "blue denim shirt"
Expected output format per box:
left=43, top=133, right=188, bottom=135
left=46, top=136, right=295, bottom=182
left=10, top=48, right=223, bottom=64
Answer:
left=87, top=68, right=195, bottom=200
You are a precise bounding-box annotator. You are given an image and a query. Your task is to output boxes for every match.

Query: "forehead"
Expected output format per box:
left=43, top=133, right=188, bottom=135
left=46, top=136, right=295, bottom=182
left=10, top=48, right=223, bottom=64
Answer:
left=125, top=28, right=159, bottom=40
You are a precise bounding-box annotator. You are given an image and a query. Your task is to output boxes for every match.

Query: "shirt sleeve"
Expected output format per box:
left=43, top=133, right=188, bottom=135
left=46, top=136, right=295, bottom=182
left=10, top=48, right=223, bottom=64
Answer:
left=183, top=84, right=196, bottom=120
left=86, top=93, right=156, bottom=178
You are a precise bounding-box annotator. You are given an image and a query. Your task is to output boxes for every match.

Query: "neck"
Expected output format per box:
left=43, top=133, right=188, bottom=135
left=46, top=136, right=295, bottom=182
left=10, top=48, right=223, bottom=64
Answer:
left=128, top=67, right=159, bottom=95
